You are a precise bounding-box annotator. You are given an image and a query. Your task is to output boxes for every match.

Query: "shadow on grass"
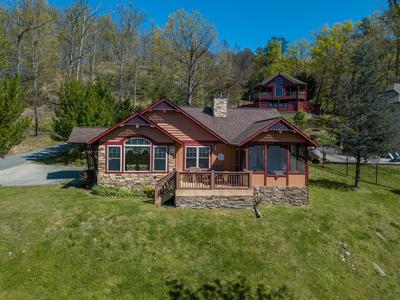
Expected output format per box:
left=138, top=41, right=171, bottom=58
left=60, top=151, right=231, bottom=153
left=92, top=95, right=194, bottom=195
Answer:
left=310, top=178, right=353, bottom=191
left=390, top=189, right=400, bottom=196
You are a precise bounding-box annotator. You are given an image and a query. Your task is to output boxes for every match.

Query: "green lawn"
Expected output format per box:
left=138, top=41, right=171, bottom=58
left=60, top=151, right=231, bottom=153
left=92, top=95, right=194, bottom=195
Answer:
left=0, top=168, right=400, bottom=299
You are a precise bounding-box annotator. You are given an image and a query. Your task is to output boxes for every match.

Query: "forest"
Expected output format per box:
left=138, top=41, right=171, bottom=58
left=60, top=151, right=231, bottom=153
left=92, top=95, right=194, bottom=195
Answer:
left=0, top=0, right=400, bottom=141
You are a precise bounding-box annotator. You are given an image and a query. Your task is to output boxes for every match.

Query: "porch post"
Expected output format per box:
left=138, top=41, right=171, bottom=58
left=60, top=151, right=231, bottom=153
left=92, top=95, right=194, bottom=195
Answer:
left=211, top=170, right=215, bottom=189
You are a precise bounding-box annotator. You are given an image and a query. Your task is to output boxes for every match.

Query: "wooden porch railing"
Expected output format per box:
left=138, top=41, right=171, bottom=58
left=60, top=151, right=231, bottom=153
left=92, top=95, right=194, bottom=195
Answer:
left=177, top=171, right=252, bottom=190
left=154, top=169, right=176, bottom=206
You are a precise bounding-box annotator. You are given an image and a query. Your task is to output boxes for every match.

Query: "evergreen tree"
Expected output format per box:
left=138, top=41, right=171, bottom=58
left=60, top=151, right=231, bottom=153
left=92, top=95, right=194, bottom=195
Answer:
left=0, top=78, right=31, bottom=158
left=52, top=79, right=117, bottom=140
left=337, top=39, right=400, bottom=188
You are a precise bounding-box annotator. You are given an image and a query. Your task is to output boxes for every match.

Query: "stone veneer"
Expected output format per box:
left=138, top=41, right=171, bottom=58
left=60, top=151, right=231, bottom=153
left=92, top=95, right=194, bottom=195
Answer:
left=175, top=196, right=253, bottom=209
left=96, top=144, right=175, bottom=188
left=212, top=97, right=228, bottom=118
left=253, top=186, right=308, bottom=206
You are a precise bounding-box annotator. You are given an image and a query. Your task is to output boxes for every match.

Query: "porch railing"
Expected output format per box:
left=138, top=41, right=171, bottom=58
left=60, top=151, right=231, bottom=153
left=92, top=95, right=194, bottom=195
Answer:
left=177, top=171, right=252, bottom=190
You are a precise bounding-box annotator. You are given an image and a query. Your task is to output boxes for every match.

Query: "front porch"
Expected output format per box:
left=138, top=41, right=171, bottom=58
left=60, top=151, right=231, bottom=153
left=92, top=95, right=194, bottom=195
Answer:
left=154, top=169, right=309, bottom=208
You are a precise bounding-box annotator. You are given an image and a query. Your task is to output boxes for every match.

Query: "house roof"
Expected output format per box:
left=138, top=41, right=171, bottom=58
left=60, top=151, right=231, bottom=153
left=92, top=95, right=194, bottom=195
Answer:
left=67, top=99, right=317, bottom=147
left=181, top=106, right=280, bottom=145
left=255, top=73, right=307, bottom=87
left=67, top=127, right=108, bottom=144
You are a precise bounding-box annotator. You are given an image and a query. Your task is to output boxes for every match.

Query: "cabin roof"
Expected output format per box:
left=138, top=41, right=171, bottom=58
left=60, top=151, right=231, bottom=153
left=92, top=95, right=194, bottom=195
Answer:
left=255, top=73, right=307, bottom=87
left=67, top=127, right=108, bottom=144
left=181, top=106, right=280, bottom=145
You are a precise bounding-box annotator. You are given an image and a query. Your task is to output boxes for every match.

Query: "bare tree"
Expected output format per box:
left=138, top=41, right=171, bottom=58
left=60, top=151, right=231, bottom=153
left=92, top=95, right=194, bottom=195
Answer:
left=164, top=10, right=216, bottom=105
left=114, top=2, right=144, bottom=102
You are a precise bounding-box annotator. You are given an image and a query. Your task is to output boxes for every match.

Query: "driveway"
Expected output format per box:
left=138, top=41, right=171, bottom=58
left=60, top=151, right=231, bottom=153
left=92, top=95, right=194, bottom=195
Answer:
left=0, top=145, right=84, bottom=187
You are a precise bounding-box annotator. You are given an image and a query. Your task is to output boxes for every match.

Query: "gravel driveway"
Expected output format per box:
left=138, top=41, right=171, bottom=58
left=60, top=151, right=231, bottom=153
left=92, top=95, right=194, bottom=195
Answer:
left=0, top=145, right=84, bottom=187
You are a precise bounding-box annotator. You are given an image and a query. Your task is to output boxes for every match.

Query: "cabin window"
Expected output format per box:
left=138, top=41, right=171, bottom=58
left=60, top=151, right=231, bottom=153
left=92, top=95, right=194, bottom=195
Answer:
left=275, top=77, right=283, bottom=97
left=124, top=138, right=151, bottom=172
left=267, top=145, right=287, bottom=175
left=153, top=146, right=167, bottom=172
left=290, top=145, right=306, bottom=173
left=285, top=87, right=292, bottom=96
left=185, top=146, right=210, bottom=169
left=107, top=145, right=121, bottom=172
left=248, top=144, right=264, bottom=172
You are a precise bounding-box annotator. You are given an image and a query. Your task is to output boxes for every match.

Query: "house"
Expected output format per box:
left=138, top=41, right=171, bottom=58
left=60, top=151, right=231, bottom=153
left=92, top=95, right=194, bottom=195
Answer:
left=248, top=73, right=311, bottom=112
left=68, top=97, right=318, bottom=209
left=384, top=83, right=400, bottom=113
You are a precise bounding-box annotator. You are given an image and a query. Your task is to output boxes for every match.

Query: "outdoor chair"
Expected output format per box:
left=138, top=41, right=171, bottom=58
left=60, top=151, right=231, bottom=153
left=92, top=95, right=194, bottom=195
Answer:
left=388, top=153, right=396, bottom=162
left=395, top=152, right=400, bottom=161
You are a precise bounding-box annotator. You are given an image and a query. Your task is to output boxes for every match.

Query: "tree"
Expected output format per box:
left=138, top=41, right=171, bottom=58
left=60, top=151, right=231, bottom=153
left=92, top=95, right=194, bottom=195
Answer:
left=114, top=2, right=144, bottom=103
left=0, top=78, right=31, bottom=158
left=164, top=10, right=216, bottom=105
left=10, top=0, right=50, bottom=76
left=337, top=39, right=400, bottom=188
left=52, top=79, right=117, bottom=140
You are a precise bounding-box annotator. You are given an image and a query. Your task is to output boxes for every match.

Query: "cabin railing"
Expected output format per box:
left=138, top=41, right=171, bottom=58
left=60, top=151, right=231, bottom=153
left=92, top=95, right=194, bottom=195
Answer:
left=177, top=171, right=252, bottom=190
left=154, top=169, right=176, bottom=206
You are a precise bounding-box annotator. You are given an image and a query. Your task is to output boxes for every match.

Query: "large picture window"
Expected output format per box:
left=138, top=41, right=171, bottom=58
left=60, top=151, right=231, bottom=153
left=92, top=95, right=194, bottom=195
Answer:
left=267, top=145, right=287, bottom=175
left=107, top=146, right=121, bottom=172
left=290, top=145, right=306, bottom=173
left=248, top=144, right=264, bottom=172
left=185, top=146, right=210, bottom=169
left=275, top=77, right=283, bottom=97
left=153, top=146, right=167, bottom=172
left=124, top=138, right=151, bottom=172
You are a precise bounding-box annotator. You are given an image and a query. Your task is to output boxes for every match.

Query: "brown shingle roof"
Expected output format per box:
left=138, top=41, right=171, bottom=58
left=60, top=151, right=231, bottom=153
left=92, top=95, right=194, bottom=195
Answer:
left=181, top=107, right=280, bottom=145
left=67, top=127, right=108, bottom=144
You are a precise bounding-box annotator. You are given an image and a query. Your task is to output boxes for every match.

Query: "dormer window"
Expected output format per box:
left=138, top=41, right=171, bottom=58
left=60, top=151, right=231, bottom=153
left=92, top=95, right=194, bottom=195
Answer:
left=275, top=77, right=283, bottom=97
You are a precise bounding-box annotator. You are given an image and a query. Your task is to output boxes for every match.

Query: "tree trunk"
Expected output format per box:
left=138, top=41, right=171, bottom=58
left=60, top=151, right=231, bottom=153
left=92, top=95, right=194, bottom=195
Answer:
left=118, top=55, right=125, bottom=100
left=354, top=154, right=361, bottom=188
left=133, top=60, right=138, bottom=106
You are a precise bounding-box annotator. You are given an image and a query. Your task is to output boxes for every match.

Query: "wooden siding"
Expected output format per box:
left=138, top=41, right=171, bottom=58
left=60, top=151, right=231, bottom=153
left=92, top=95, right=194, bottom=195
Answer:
left=144, top=110, right=219, bottom=142
left=288, top=174, right=306, bottom=187
left=99, top=125, right=174, bottom=144
left=212, top=144, right=237, bottom=171
left=252, top=173, right=265, bottom=186
left=266, top=176, right=287, bottom=186
left=252, top=132, right=306, bottom=143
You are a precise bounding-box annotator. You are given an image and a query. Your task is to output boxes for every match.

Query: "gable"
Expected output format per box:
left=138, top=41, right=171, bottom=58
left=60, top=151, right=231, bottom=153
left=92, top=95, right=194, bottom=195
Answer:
left=144, top=110, right=220, bottom=143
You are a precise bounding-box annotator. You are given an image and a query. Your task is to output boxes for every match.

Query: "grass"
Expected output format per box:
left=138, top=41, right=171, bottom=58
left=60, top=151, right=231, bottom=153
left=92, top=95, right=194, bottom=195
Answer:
left=8, top=117, right=60, bottom=156
left=0, top=168, right=400, bottom=299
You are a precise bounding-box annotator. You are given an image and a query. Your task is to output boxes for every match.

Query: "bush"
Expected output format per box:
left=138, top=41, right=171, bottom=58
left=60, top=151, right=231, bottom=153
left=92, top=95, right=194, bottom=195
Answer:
left=143, top=186, right=155, bottom=199
left=91, top=185, right=145, bottom=198
left=293, top=111, right=306, bottom=129
left=167, top=276, right=293, bottom=300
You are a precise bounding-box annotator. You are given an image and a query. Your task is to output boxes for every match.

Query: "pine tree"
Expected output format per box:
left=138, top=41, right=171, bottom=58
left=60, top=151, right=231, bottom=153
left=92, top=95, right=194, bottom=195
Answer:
left=0, top=78, right=31, bottom=158
left=337, top=39, right=400, bottom=188
left=52, top=79, right=117, bottom=140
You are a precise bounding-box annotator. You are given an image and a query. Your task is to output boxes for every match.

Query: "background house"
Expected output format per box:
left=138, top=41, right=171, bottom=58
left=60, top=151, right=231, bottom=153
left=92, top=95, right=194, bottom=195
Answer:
left=248, top=73, right=311, bottom=112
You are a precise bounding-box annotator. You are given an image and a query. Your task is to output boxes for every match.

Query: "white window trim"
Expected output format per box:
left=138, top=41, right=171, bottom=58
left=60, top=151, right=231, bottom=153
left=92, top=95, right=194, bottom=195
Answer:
left=124, top=138, right=151, bottom=173
left=153, top=146, right=168, bottom=172
left=185, top=146, right=211, bottom=170
left=107, top=145, right=122, bottom=172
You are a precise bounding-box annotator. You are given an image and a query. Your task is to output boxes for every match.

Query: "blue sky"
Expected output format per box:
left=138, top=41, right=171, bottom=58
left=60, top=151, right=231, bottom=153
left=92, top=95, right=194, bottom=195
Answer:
left=49, top=0, right=387, bottom=50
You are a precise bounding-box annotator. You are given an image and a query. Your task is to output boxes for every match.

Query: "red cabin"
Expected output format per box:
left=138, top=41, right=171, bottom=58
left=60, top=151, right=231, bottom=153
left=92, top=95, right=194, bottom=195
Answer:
left=250, top=73, right=311, bottom=112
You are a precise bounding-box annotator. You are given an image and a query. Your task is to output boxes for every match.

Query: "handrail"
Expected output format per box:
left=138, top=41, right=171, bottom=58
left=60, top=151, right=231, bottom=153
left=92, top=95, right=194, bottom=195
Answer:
left=154, top=169, right=176, bottom=206
left=176, top=170, right=252, bottom=190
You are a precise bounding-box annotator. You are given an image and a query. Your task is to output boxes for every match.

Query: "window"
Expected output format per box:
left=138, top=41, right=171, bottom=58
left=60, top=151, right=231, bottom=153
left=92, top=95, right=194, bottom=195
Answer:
left=153, top=146, right=167, bottom=172
left=285, top=87, right=292, bottom=96
left=248, top=144, right=264, bottom=172
left=124, top=138, right=151, bottom=172
left=267, top=145, right=287, bottom=175
left=290, top=145, right=306, bottom=173
left=185, top=146, right=210, bottom=169
left=107, top=146, right=121, bottom=172
left=275, top=77, right=283, bottom=97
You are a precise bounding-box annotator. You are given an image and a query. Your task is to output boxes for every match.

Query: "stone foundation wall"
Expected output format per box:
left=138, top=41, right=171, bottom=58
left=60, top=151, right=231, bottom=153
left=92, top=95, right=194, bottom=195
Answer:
left=175, top=195, right=253, bottom=209
left=253, top=186, right=308, bottom=206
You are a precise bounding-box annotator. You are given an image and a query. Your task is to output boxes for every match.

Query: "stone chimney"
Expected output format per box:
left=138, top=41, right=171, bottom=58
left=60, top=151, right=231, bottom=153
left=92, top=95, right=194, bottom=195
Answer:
left=213, top=92, right=228, bottom=118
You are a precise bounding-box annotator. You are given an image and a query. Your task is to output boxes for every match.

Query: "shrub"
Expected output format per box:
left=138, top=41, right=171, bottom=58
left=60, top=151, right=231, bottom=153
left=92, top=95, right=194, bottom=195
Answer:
left=294, top=111, right=306, bottom=129
left=143, top=186, right=155, bottom=199
left=167, top=276, right=293, bottom=300
left=91, top=185, right=146, bottom=198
